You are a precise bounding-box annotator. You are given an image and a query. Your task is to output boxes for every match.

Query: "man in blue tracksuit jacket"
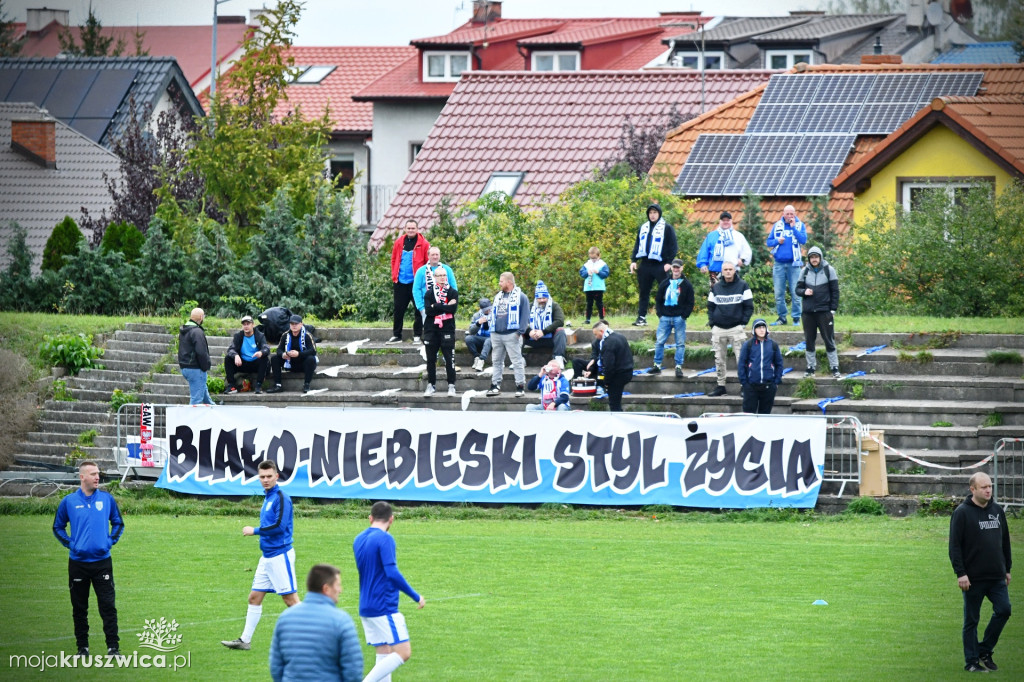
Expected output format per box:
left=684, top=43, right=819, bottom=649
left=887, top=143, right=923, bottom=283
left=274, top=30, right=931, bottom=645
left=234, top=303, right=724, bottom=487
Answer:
left=766, top=205, right=808, bottom=326
left=221, top=460, right=298, bottom=650
left=738, top=318, right=784, bottom=414
left=53, top=460, right=125, bottom=657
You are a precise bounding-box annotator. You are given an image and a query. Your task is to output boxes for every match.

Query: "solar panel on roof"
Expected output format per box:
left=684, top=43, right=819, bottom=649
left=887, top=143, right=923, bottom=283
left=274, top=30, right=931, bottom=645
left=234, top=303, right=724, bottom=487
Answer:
left=758, top=75, right=820, bottom=105
left=810, top=74, right=875, bottom=104
left=737, top=134, right=801, bottom=164
left=75, top=69, right=135, bottom=119
left=674, top=164, right=733, bottom=195
left=918, top=72, right=983, bottom=105
left=685, top=134, right=747, bottom=165
left=0, top=69, right=21, bottom=100
left=69, top=117, right=110, bottom=143
left=724, top=164, right=787, bottom=195
left=852, top=103, right=919, bottom=134
left=43, top=69, right=100, bottom=119
left=795, top=134, right=855, bottom=163
left=746, top=105, right=806, bottom=134
left=776, top=163, right=844, bottom=196
left=5, top=68, right=59, bottom=106
left=866, top=73, right=929, bottom=103
left=798, top=105, right=859, bottom=133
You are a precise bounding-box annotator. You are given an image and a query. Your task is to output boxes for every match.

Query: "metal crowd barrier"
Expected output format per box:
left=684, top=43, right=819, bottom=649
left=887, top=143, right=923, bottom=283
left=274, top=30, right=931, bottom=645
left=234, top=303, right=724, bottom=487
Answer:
left=993, top=438, right=1024, bottom=510
left=699, top=412, right=867, bottom=497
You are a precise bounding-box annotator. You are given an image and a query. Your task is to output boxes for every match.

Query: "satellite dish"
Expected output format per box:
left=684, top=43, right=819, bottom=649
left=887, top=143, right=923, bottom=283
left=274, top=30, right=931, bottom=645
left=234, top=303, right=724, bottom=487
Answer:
left=925, top=1, right=943, bottom=26
left=950, top=0, right=973, bottom=24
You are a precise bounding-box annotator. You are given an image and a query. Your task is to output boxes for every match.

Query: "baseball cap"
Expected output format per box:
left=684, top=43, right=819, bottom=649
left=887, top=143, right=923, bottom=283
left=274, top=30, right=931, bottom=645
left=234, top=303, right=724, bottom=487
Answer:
left=478, top=297, right=492, bottom=309
left=720, top=211, right=732, bottom=220
left=240, top=315, right=253, bottom=323
left=671, top=258, right=684, bottom=267
left=288, top=314, right=303, bottom=324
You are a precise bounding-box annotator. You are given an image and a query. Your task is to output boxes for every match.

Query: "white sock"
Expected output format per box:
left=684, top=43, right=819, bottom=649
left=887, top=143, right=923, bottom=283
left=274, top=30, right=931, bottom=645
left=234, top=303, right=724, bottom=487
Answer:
left=363, top=652, right=403, bottom=682
left=241, top=604, right=262, bottom=643
left=374, top=654, right=392, bottom=682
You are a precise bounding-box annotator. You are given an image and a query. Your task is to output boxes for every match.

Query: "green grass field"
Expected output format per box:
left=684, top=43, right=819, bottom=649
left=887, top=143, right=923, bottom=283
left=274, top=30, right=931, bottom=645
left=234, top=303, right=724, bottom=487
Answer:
left=0, top=512, right=1020, bottom=681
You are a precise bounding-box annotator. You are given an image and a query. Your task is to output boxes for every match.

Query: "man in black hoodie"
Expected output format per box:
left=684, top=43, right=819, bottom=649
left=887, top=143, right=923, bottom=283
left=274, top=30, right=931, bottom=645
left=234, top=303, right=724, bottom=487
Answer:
left=949, top=472, right=1012, bottom=673
left=706, top=262, right=753, bottom=397
left=629, top=204, right=677, bottom=327
left=593, top=321, right=633, bottom=412
left=178, top=307, right=213, bottom=405
left=224, top=315, right=271, bottom=395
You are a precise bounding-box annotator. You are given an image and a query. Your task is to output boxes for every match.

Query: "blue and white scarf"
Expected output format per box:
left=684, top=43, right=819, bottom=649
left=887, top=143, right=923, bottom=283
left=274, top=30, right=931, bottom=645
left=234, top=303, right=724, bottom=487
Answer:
left=635, top=218, right=667, bottom=260
left=490, top=287, right=523, bottom=329
left=530, top=299, right=554, bottom=338
left=771, top=220, right=804, bottom=265
left=283, top=328, right=307, bottom=369
left=664, top=278, right=682, bottom=306
left=711, top=227, right=734, bottom=264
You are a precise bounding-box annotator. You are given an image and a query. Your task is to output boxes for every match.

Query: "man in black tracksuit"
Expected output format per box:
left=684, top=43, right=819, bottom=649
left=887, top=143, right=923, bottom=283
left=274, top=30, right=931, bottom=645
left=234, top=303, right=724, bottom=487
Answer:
left=706, top=262, right=753, bottom=397
left=949, top=472, right=1012, bottom=673
left=629, top=204, right=677, bottom=327
left=593, top=321, right=633, bottom=412
left=796, top=246, right=841, bottom=378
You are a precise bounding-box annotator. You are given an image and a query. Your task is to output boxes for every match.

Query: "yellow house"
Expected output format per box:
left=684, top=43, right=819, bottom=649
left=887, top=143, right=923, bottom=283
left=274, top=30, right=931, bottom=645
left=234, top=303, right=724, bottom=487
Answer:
left=833, top=94, right=1024, bottom=224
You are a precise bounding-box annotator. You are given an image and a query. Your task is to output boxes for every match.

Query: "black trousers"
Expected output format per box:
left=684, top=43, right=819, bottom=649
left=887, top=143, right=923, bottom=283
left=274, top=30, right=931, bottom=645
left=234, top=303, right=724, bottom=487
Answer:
left=224, top=355, right=269, bottom=387
left=741, top=383, right=777, bottom=414
left=392, top=282, right=422, bottom=338
left=271, top=354, right=317, bottom=385
left=636, top=259, right=668, bottom=318
left=425, top=334, right=456, bottom=386
left=585, top=291, right=605, bottom=320
left=69, top=557, right=118, bottom=650
left=802, top=311, right=836, bottom=353
left=605, top=371, right=632, bottom=412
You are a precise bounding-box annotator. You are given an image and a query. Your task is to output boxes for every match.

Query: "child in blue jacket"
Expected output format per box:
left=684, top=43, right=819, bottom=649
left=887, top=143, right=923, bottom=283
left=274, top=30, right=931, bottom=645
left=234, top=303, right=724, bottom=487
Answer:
left=579, top=246, right=610, bottom=324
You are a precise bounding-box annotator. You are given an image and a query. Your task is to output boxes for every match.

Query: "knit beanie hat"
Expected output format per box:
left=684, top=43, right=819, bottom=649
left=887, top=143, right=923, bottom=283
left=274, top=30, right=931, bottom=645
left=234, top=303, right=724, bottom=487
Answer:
left=535, top=281, right=550, bottom=299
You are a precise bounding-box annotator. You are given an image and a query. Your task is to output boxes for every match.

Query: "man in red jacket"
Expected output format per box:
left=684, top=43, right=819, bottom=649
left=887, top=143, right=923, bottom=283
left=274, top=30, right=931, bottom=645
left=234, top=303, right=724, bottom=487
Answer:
left=388, top=220, right=430, bottom=344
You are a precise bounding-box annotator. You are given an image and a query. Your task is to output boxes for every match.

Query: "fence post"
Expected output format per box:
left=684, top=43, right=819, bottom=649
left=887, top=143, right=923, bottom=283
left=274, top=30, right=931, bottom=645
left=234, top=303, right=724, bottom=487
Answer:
left=860, top=429, right=889, bottom=497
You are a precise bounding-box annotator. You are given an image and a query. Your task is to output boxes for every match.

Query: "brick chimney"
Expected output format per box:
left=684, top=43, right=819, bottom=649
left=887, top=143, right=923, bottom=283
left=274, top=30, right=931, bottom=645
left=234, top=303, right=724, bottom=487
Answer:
left=471, top=1, right=501, bottom=24
left=861, top=54, right=904, bottom=65
left=11, top=119, right=57, bottom=168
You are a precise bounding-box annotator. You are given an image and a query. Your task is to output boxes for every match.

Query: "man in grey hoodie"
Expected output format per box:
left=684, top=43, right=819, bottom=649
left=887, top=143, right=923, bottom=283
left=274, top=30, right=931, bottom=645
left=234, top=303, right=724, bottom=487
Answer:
left=796, top=246, right=841, bottom=379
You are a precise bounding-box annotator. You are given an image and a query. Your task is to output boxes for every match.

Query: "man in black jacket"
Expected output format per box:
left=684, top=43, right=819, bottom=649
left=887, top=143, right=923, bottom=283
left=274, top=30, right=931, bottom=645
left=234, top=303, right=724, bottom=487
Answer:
left=629, top=204, right=677, bottom=327
left=423, top=267, right=458, bottom=397
left=593, top=321, right=633, bottom=412
left=796, top=246, right=841, bottom=378
left=652, top=258, right=694, bottom=378
left=178, top=307, right=213, bottom=405
left=268, top=315, right=318, bottom=394
left=224, top=315, right=271, bottom=395
left=706, top=262, right=753, bottom=397
left=949, top=472, right=1012, bottom=673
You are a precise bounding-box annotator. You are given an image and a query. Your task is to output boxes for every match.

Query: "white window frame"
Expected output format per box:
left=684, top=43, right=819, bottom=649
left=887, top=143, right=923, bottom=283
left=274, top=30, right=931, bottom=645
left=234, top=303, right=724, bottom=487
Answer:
left=422, top=51, right=471, bottom=82
left=481, top=172, right=525, bottom=198
left=409, top=142, right=423, bottom=167
left=531, top=51, right=581, bottom=72
left=900, top=180, right=985, bottom=212
left=671, top=51, right=726, bottom=70
left=765, top=50, right=814, bottom=70
left=290, top=65, right=336, bottom=84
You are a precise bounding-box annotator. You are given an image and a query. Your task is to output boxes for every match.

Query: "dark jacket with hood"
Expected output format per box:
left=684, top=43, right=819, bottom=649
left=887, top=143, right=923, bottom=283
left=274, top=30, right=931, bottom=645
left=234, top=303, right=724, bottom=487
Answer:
left=600, top=329, right=634, bottom=377
left=796, top=247, right=840, bottom=313
left=226, top=328, right=271, bottom=361
left=655, top=274, right=695, bottom=318
left=631, top=204, right=678, bottom=264
left=949, top=494, right=1012, bottom=582
left=738, top=319, right=784, bottom=385
left=178, top=320, right=211, bottom=372
left=707, top=274, right=753, bottom=329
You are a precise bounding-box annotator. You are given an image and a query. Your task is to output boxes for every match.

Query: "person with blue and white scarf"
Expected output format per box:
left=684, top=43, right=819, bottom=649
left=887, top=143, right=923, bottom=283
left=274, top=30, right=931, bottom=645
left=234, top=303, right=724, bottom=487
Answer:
left=766, top=205, right=808, bottom=326
left=268, top=314, right=318, bottom=394
left=651, top=259, right=694, bottom=378
left=525, top=360, right=571, bottom=412
left=696, top=211, right=752, bottom=286
left=629, top=204, right=677, bottom=326
left=523, top=280, right=567, bottom=367
left=486, top=272, right=530, bottom=398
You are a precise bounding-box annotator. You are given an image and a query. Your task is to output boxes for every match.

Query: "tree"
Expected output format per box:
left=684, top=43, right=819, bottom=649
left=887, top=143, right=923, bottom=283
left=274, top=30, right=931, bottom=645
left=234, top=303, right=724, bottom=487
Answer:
left=0, top=222, right=34, bottom=304
left=806, top=195, right=838, bottom=252
left=187, top=0, right=330, bottom=245
left=602, top=105, right=691, bottom=179
left=99, top=222, right=145, bottom=262
left=0, top=1, right=23, bottom=57
left=42, top=217, right=85, bottom=272
left=738, top=192, right=773, bottom=305
left=58, top=5, right=127, bottom=57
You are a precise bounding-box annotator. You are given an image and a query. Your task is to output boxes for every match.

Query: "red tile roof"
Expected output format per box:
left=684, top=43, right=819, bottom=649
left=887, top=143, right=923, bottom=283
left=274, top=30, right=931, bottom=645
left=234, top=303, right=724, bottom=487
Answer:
left=356, top=14, right=709, bottom=101
left=651, top=62, right=1024, bottom=239
left=275, top=46, right=416, bottom=133
left=368, top=69, right=775, bottom=249
left=16, top=21, right=251, bottom=88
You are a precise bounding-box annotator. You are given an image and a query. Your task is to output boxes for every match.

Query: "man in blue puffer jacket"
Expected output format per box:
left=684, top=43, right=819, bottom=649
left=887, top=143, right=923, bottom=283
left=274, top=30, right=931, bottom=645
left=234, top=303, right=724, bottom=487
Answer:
left=738, top=318, right=784, bottom=414
left=53, top=460, right=125, bottom=657
left=269, top=563, right=363, bottom=682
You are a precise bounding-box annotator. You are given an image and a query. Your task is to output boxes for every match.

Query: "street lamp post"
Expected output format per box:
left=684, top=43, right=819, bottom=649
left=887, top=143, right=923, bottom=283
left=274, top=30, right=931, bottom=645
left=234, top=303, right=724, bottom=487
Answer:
left=210, top=0, right=232, bottom=98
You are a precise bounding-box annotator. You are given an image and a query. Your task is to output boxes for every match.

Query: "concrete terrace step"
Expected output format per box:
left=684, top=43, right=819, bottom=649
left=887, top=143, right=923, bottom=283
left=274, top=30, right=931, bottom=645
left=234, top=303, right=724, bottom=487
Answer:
left=98, top=359, right=162, bottom=373
left=43, top=399, right=109, bottom=413
left=36, top=420, right=116, bottom=436
left=101, top=349, right=167, bottom=364
left=76, top=368, right=150, bottom=384
left=23, top=432, right=117, bottom=447
left=14, top=442, right=111, bottom=460
left=885, top=449, right=994, bottom=471
left=12, top=455, right=118, bottom=472
left=104, top=339, right=173, bottom=355
left=870, top=425, right=1024, bottom=452
left=111, top=329, right=174, bottom=344
left=68, top=377, right=145, bottom=394
left=125, top=323, right=172, bottom=334
left=791, top=399, right=1024, bottom=427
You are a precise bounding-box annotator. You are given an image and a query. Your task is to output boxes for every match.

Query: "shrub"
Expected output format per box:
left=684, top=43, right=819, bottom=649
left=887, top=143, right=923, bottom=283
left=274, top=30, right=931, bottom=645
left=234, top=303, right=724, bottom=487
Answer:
left=982, top=412, right=1003, bottom=428
left=917, top=495, right=957, bottom=516
left=986, top=350, right=1022, bottom=365
left=52, top=380, right=76, bottom=402
left=109, top=388, right=137, bottom=413
left=39, top=333, right=104, bottom=374
left=845, top=496, right=884, bottom=515
left=931, top=421, right=954, bottom=427
left=0, top=222, right=36, bottom=307
left=77, top=429, right=98, bottom=447
left=58, top=242, right=142, bottom=314
left=99, top=221, right=146, bottom=262
left=42, top=216, right=85, bottom=272
left=793, top=377, right=817, bottom=399
left=207, top=376, right=225, bottom=395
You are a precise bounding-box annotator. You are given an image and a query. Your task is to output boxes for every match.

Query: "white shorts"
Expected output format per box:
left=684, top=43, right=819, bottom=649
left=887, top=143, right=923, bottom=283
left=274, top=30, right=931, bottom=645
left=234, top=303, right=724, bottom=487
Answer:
left=251, top=548, right=297, bottom=595
left=361, top=612, right=409, bottom=646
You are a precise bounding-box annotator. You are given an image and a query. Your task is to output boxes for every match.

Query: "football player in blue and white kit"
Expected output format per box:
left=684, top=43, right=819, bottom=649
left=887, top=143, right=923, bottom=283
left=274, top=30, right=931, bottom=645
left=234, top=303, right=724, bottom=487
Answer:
left=221, top=460, right=298, bottom=650
left=353, top=501, right=426, bottom=682
left=53, top=460, right=125, bottom=658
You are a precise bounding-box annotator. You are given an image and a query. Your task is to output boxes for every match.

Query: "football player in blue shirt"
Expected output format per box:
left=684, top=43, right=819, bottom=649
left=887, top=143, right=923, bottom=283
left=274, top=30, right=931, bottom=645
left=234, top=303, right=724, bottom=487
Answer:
left=53, top=460, right=125, bottom=658
left=222, top=460, right=298, bottom=650
left=353, top=501, right=426, bottom=682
